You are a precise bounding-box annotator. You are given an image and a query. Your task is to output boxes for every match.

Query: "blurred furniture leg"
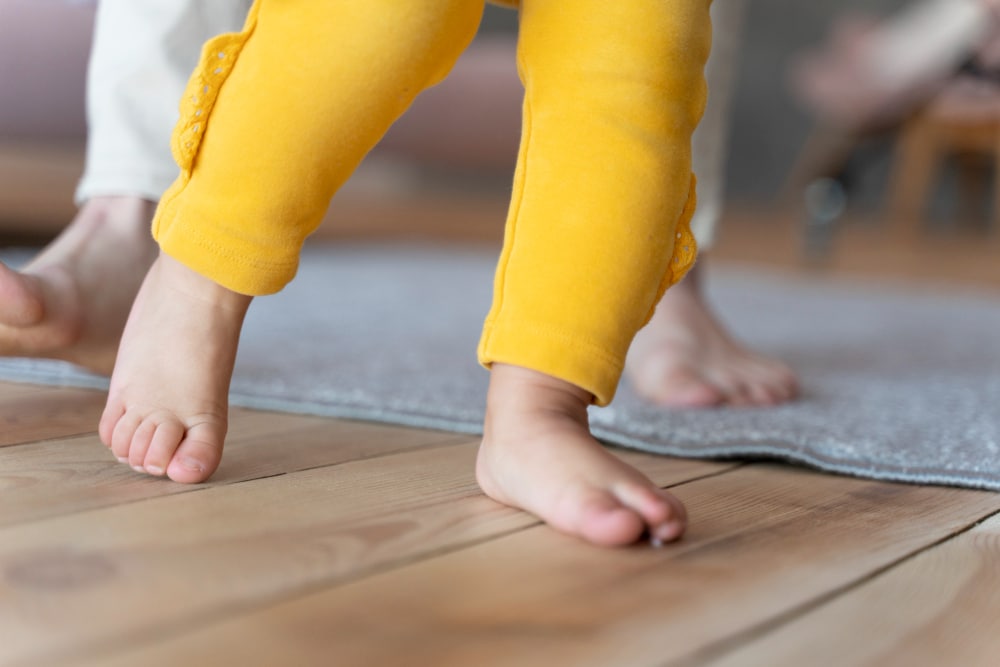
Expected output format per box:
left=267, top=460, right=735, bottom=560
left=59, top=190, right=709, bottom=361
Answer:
left=886, top=102, right=1000, bottom=240
left=783, top=124, right=876, bottom=261
left=885, top=112, right=941, bottom=239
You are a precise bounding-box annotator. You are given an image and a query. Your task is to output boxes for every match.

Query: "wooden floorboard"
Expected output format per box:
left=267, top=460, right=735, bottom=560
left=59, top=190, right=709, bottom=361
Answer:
left=704, top=510, right=1000, bottom=667
left=0, top=438, right=728, bottom=666
left=0, top=382, right=48, bottom=399
left=0, top=384, right=106, bottom=447
left=3, top=201, right=999, bottom=666
left=56, top=466, right=1000, bottom=667
left=0, top=408, right=469, bottom=527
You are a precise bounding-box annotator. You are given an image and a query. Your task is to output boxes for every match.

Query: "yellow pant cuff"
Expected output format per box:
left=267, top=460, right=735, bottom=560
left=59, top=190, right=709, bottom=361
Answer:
left=478, top=318, right=624, bottom=407
left=154, top=182, right=299, bottom=296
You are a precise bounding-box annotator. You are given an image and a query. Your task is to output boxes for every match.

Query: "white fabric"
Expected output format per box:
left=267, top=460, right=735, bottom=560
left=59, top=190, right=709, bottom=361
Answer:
left=689, top=0, right=746, bottom=250
left=868, top=0, right=990, bottom=93
left=75, top=0, right=251, bottom=203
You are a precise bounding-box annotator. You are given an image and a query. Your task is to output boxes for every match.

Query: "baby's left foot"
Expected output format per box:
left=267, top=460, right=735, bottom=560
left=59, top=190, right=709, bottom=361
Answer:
left=626, top=264, right=798, bottom=408
left=476, top=364, right=687, bottom=547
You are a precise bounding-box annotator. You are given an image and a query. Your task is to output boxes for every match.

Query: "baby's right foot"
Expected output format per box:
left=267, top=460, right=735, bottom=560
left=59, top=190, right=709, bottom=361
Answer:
left=477, top=364, right=687, bottom=547
left=99, top=254, right=251, bottom=483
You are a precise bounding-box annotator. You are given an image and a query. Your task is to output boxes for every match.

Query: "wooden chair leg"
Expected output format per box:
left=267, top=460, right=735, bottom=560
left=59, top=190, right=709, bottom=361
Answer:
left=782, top=124, right=865, bottom=205
left=886, top=117, right=939, bottom=239
left=955, top=153, right=987, bottom=228
left=992, top=147, right=1000, bottom=242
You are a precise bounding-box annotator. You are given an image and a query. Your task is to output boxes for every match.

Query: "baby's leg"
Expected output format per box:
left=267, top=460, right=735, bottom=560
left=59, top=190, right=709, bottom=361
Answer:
left=100, top=0, right=485, bottom=481
left=477, top=0, right=711, bottom=545
left=626, top=0, right=798, bottom=407
left=628, top=262, right=800, bottom=407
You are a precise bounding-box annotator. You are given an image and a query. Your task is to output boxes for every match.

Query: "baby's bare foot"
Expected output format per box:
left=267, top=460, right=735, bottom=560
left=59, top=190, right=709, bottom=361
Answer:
left=0, top=196, right=159, bottom=375
left=99, top=254, right=251, bottom=483
left=626, top=263, right=798, bottom=408
left=477, top=364, right=687, bottom=547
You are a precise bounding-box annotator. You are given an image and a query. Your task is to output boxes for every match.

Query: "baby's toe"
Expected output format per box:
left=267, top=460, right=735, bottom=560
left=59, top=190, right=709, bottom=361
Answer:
left=746, top=380, right=782, bottom=406
left=142, top=419, right=186, bottom=477
left=775, top=367, right=800, bottom=400
left=575, top=492, right=648, bottom=547
left=751, top=359, right=798, bottom=400
left=109, top=409, right=144, bottom=462
left=723, top=383, right=754, bottom=407
left=126, top=419, right=158, bottom=471
left=166, top=423, right=225, bottom=484
left=660, top=369, right=725, bottom=408
left=615, top=483, right=687, bottom=539
left=98, top=401, right=125, bottom=449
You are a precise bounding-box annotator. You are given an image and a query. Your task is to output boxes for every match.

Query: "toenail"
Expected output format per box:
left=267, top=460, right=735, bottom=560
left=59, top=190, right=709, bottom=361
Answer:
left=145, top=465, right=164, bottom=476
left=652, top=521, right=684, bottom=545
left=131, top=465, right=145, bottom=474
left=116, top=457, right=128, bottom=464
left=179, top=457, right=205, bottom=473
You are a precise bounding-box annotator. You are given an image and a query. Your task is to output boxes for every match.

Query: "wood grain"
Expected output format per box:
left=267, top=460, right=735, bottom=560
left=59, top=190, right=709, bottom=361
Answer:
left=0, top=442, right=727, bottom=666
left=704, top=510, right=1000, bottom=667
left=0, top=385, right=106, bottom=447
left=0, top=409, right=469, bottom=527
left=0, top=381, right=48, bottom=399
left=78, top=465, right=1000, bottom=667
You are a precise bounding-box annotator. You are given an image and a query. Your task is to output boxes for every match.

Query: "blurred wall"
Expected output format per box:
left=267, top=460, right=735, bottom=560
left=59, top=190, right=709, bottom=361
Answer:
left=728, top=0, right=907, bottom=201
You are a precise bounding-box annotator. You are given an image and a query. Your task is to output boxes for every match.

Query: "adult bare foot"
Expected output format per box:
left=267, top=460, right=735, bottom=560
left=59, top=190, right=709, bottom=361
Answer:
left=626, top=262, right=798, bottom=408
left=99, top=253, right=251, bottom=483
left=0, top=196, right=159, bottom=374
left=477, top=363, right=687, bottom=547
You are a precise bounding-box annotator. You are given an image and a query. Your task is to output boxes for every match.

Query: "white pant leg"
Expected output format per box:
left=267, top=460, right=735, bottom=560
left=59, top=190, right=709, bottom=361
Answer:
left=75, top=0, right=252, bottom=203
left=690, top=0, right=746, bottom=250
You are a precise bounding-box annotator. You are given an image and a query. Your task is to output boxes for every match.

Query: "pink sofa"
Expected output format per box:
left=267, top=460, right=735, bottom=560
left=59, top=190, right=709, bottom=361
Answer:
left=0, top=0, right=94, bottom=233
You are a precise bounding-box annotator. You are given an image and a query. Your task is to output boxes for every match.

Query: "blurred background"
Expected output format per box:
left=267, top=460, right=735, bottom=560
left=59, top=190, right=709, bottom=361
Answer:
left=1, top=0, right=998, bottom=288
left=480, top=0, right=916, bottom=202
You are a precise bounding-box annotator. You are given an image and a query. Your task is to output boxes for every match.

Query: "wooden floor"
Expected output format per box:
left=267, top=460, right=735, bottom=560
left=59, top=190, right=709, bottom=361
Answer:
left=3, top=201, right=1000, bottom=666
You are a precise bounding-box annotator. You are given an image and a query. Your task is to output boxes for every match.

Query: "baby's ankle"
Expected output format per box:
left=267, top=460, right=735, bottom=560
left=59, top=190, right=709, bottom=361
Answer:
left=486, top=363, right=592, bottom=421
left=155, top=253, right=253, bottom=313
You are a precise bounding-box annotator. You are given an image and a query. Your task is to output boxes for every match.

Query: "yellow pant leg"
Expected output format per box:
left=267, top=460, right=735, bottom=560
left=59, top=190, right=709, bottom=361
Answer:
left=477, top=0, right=711, bottom=406
left=153, top=0, right=485, bottom=295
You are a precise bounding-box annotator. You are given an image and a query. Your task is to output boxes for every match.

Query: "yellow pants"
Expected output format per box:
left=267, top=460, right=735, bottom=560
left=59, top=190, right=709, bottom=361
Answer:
left=152, top=0, right=711, bottom=405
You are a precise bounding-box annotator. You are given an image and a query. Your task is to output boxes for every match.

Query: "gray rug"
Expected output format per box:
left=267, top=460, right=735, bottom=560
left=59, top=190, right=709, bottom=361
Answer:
left=2, top=244, right=999, bottom=491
